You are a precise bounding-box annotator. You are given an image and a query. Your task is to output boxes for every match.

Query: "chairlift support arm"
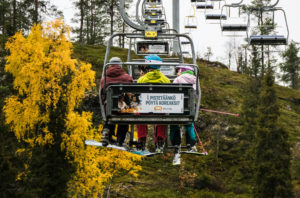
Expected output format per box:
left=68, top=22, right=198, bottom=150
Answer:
left=136, top=0, right=145, bottom=25
left=119, top=0, right=146, bottom=31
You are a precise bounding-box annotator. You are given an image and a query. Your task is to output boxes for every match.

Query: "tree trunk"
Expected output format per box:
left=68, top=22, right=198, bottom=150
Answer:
left=79, top=0, right=84, bottom=44
left=86, top=0, right=89, bottom=44
left=34, top=0, right=39, bottom=24
left=12, top=0, right=16, bottom=33
left=260, top=9, right=264, bottom=77
left=1, top=0, right=5, bottom=35
left=110, top=0, right=114, bottom=36
left=90, top=0, right=94, bottom=44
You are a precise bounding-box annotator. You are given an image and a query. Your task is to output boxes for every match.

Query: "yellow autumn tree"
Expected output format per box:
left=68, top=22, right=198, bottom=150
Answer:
left=4, top=19, right=142, bottom=197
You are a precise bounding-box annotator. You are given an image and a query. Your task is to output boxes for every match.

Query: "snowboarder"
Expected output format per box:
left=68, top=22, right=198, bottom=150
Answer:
left=100, top=57, right=133, bottom=146
left=136, top=55, right=170, bottom=153
left=170, top=65, right=198, bottom=164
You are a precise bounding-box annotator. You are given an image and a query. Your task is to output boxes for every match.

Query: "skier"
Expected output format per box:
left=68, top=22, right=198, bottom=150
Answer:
left=136, top=55, right=170, bottom=153
left=100, top=57, right=133, bottom=146
left=170, top=65, right=198, bottom=164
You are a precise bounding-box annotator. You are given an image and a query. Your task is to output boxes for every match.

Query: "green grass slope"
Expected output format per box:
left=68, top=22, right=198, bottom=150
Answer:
left=73, top=44, right=300, bottom=197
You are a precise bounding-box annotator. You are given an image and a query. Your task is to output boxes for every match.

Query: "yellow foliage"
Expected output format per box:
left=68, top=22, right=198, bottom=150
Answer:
left=64, top=115, right=142, bottom=197
left=4, top=19, right=142, bottom=197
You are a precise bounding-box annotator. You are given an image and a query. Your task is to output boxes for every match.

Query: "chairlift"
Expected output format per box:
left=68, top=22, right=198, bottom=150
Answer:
left=247, top=7, right=289, bottom=46
left=184, top=5, right=198, bottom=29
left=196, top=0, right=214, bottom=10
left=145, top=8, right=162, bottom=17
left=145, top=19, right=165, bottom=26
left=205, top=0, right=227, bottom=23
left=144, top=0, right=162, bottom=8
left=143, top=0, right=166, bottom=28
left=197, top=4, right=214, bottom=10
left=220, top=0, right=248, bottom=36
left=191, top=0, right=206, bottom=3
left=180, top=40, right=192, bottom=56
left=86, top=0, right=207, bottom=162
left=99, top=32, right=201, bottom=155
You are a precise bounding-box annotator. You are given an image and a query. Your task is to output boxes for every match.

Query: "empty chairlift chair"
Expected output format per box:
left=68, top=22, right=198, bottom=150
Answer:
left=184, top=5, right=197, bottom=29
left=247, top=7, right=289, bottom=46
left=180, top=40, right=192, bottom=56
left=220, top=0, right=248, bottom=36
left=205, top=0, right=227, bottom=24
left=196, top=0, right=214, bottom=11
left=143, top=0, right=166, bottom=28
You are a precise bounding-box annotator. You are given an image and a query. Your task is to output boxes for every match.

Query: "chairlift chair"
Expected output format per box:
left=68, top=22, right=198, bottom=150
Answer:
left=142, top=0, right=166, bottom=28
left=184, top=4, right=198, bottom=29
left=144, top=0, right=162, bottom=8
left=247, top=7, right=289, bottom=46
left=196, top=0, right=214, bottom=10
left=191, top=0, right=206, bottom=2
left=145, top=8, right=163, bottom=18
left=96, top=0, right=205, bottom=157
left=220, top=1, right=248, bottom=36
left=100, top=32, right=201, bottom=152
left=204, top=0, right=227, bottom=24
left=184, top=16, right=198, bottom=29
left=180, top=40, right=192, bottom=56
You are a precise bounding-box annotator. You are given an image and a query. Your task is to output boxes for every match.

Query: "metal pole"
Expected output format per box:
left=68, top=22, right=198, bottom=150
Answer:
left=173, top=0, right=180, bottom=54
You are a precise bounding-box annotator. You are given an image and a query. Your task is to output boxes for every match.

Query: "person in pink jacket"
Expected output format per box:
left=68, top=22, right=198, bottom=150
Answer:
left=170, top=65, right=197, bottom=156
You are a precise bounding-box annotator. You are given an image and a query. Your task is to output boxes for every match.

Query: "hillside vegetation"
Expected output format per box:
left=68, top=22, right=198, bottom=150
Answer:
left=72, top=44, right=300, bottom=197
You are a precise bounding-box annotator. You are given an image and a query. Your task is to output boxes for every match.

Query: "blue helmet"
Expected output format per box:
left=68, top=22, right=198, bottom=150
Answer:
left=145, top=54, right=162, bottom=69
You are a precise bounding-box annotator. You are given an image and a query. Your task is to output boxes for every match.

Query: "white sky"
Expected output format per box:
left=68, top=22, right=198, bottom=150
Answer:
left=51, top=0, right=300, bottom=71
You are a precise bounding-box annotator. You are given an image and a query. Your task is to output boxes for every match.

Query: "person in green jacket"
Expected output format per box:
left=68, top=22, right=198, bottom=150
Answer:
left=137, top=55, right=170, bottom=153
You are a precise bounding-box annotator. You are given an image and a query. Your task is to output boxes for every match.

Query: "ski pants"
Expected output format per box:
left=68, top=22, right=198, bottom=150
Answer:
left=137, top=125, right=166, bottom=143
left=105, top=123, right=128, bottom=144
left=169, top=123, right=196, bottom=146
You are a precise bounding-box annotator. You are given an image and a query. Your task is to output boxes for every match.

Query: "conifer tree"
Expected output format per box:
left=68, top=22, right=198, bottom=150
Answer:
left=254, top=70, right=293, bottom=198
left=280, top=41, right=300, bottom=89
left=4, top=20, right=142, bottom=197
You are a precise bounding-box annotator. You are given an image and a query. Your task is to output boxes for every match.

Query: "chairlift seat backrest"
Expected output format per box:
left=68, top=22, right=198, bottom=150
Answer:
left=249, top=35, right=287, bottom=45
left=146, top=0, right=161, bottom=3
left=181, top=41, right=191, bottom=45
left=206, top=14, right=227, bottom=20
left=145, top=9, right=163, bottom=15
left=197, top=4, right=214, bottom=9
left=221, top=24, right=248, bottom=31
left=184, top=25, right=197, bottom=29
left=105, top=83, right=196, bottom=125
left=145, top=19, right=165, bottom=26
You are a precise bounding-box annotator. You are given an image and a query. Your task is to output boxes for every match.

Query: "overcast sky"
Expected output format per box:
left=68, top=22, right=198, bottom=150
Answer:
left=51, top=0, right=300, bottom=71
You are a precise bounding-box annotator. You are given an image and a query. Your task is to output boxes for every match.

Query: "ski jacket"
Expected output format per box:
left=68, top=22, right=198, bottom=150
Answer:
left=137, top=70, right=170, bottom=83
left=100, top=65, right=133, bottom=101
left=100, top=65, right=133, bottom=90
left=173, top=73, right=196, bottom=90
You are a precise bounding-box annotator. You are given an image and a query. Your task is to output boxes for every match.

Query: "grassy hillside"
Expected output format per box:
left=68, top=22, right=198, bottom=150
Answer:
left=73, top=44, right=300, bottom=197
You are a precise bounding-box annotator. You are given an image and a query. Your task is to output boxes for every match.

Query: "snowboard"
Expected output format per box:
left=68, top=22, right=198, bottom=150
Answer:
left=85, top=140, right=158, bottom=157
left=180, top=151, right=208, bottom=155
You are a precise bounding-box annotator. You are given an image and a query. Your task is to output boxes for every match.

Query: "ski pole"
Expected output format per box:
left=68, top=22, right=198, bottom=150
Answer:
left=200, top=108, right=239, bottom=117
left=193, top=123, right=208, bottom=155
